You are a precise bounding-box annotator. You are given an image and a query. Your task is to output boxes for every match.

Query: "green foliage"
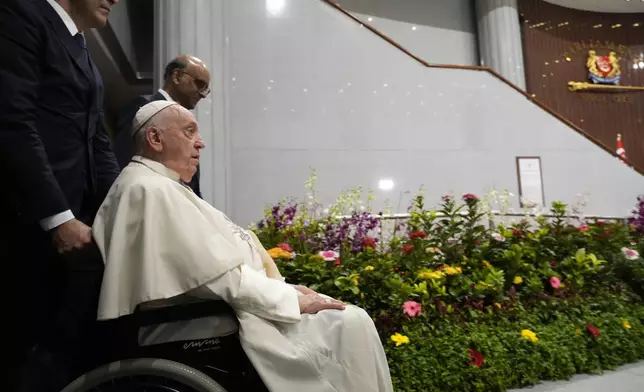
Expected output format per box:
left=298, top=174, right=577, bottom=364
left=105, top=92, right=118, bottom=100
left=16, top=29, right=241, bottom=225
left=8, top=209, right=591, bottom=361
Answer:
left=255, top=188, right=644, bottom=391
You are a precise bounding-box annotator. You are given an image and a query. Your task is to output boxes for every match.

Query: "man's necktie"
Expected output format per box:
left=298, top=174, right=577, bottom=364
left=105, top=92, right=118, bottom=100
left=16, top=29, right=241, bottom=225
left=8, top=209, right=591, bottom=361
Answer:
left=73, top=33, right=91, bottom=69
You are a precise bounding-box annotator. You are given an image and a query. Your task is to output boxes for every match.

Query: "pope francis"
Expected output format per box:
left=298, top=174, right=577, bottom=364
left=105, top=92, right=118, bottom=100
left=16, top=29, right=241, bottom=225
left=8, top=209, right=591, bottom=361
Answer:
left=92, top=101, right=393, bottom=392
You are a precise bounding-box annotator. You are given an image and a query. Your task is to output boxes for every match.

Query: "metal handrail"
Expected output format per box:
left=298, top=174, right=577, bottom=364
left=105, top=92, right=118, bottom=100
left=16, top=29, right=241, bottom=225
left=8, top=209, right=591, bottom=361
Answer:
left=335, top=211, right=628, bottom=223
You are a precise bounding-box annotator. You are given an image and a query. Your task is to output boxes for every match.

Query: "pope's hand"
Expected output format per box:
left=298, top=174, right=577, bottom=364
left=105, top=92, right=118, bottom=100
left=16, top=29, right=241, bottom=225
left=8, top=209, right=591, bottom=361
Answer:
left=292, top=284, right=318, bottom=296
left=51, top=219, right=93, bottom=254
left=298, top=294, right=346, bottom=314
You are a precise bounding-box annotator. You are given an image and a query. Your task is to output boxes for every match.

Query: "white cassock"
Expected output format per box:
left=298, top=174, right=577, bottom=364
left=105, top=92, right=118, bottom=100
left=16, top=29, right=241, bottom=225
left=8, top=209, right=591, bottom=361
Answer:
left=92, top=156, right=393, bottom=392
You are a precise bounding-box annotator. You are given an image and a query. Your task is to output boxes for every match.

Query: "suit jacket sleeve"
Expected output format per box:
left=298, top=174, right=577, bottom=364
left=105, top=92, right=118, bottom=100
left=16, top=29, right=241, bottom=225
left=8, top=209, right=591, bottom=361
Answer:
left=93, top=111, right=120, bottom=198
left=0, top=1, right=69, bottom=221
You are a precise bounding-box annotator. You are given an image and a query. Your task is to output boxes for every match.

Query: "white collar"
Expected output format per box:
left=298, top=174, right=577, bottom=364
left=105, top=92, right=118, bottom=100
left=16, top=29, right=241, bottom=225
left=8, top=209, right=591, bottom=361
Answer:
left=157, top=89, right=175, bottom=102
left=45, top=0, right=79, bottom=36
left=131, top=156, right=181, bottom=183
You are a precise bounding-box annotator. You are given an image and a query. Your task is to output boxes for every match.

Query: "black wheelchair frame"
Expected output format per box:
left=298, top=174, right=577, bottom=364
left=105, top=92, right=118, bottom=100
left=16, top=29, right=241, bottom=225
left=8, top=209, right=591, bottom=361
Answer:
left=68, top=300, right=269, bottom=392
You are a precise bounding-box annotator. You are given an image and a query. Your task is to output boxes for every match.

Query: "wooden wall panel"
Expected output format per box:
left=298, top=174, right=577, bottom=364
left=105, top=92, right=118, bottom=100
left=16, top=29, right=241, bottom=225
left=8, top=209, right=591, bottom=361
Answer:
left=519, top=0, right=644, bottom=172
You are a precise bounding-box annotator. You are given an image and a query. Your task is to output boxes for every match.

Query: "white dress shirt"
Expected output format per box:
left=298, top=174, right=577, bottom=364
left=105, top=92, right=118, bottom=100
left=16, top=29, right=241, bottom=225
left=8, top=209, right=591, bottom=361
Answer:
left=157, top=88, right=174, bottom=102
left=39, top=0, right=81, bottom=231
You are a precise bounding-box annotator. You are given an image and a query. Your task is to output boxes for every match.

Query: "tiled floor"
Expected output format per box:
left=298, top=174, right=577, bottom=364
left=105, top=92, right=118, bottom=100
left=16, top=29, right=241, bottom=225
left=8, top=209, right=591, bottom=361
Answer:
left=509, top=362, right=644, bottom=392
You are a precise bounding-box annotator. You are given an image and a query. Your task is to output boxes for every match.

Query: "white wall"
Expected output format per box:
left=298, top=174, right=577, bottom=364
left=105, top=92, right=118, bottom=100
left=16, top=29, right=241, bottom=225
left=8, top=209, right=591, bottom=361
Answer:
left=155, top=0, right=643, bottom=226
left=220, top=0, right=644, bottom=225
left=337, top=0, right=479, bottom=66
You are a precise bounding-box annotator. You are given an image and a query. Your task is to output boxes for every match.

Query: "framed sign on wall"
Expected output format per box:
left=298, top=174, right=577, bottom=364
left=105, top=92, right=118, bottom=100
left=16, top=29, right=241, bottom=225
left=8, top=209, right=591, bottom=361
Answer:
left=516, top=156, right=545, bottom=207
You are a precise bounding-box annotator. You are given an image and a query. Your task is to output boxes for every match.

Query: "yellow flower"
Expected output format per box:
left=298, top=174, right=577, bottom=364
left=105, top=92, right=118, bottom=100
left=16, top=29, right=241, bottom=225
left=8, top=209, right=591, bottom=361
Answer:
left=267, top=248, right=293, bottom=259
left=418, top=270, right=444, bottom=280
left=364, top=265, right=375, bottom=271
left=514, top=276, right=523, bottom=285
left=575, top=329, right=582, bottom=335
left=444, top=266, right=462, bottom=276
left=622, top=319, right=632, bottom=329
left=483, top=261, right=492, bottom=268
left=391, top=333, right=410, bottom=347
left=351, top=276, right=360, bottom=286
left=521, top=329, right=538, bottom=343
left=494, top=303, right=502, bottom=309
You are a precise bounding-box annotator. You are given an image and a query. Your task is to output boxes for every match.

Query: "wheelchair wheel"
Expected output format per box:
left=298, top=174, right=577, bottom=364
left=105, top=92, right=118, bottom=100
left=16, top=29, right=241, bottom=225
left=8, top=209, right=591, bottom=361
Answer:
left=61, top=358, right=228, bottom=392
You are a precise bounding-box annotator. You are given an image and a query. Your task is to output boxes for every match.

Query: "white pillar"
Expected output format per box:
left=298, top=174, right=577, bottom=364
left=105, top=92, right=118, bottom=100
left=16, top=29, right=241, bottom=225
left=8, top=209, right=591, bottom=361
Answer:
left=475, top=0, right=526, bottom=90
left=153, top=0, right=231, bottom=212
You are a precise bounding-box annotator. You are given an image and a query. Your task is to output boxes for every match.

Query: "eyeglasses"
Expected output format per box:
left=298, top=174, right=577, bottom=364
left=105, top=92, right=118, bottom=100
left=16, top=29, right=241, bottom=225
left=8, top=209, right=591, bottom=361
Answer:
left=178, top=70, right=211, bottom=96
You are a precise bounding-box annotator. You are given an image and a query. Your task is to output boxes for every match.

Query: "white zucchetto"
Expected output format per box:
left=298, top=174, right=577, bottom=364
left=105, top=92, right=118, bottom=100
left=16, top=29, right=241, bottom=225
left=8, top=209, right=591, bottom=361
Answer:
left=132, top=100, right=179, bottom=135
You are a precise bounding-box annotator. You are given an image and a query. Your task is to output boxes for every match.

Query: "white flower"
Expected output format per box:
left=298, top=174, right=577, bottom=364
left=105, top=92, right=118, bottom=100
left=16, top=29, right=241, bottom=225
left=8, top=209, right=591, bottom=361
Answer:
left=491, top=233, right=506, bottom=242
left=622, top=247, right=640, bottom=261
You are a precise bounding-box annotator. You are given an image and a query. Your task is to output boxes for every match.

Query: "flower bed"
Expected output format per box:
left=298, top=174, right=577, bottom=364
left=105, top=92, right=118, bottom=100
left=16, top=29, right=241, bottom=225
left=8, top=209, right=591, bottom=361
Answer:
left=252, top=177, right=644, bottom=391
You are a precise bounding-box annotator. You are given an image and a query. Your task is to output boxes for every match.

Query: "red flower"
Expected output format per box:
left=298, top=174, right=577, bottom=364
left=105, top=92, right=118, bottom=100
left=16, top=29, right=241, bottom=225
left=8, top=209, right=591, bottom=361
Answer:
left=334, top=258, right=341, bottom=267
left=512, top=229, right=522, bottom=236
left=402, top=244, right=415, bottom=254
left=551, top=261, right=557, bottom=268
left=586, top=323, right=600, bottom=338
left=474, top=240, right=481, bottom=246
left=277, top=243, right=292, bottom=252
left=409, top=231, right=427, bottom=239
left=579, top=225, right=590, bottom=232
left=468, top=349, right=484, bottom=368
left=362, top=237, right=377, bottom=249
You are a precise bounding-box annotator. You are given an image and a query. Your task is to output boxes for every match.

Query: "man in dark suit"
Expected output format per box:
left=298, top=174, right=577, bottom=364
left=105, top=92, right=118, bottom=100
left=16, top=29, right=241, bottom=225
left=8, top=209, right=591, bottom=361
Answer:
left=114, top=54, right=211, bottom=197
left=0, top=0, right=121, bottom=390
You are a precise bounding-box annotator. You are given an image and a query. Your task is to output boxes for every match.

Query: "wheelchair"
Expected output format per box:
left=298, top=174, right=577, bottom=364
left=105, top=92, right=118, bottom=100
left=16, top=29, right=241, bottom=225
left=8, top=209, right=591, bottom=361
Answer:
left=61, top=300, right=269, bottom=392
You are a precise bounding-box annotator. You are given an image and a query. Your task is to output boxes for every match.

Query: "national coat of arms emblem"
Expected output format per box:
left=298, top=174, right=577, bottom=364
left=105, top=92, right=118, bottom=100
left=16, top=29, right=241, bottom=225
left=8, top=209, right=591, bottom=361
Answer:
left=586, top=50, right=621, bottom=85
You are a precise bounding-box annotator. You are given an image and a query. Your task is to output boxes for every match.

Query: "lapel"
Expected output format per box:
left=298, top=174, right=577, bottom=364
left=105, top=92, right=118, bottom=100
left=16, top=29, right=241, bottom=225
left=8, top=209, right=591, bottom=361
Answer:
left=39, top=1, right=95, bottom=84
left=151, top=91, right=167, bottom=101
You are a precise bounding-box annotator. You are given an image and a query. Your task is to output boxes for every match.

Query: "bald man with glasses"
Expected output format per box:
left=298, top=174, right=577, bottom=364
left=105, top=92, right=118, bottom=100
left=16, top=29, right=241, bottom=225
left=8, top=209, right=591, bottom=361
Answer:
left=114, top=54, right=210, bottom=197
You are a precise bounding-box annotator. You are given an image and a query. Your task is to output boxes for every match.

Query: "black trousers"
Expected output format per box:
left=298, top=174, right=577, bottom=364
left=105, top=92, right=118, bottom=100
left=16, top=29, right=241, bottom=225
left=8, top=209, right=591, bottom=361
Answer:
left=4, top=219, right=104, bottom=392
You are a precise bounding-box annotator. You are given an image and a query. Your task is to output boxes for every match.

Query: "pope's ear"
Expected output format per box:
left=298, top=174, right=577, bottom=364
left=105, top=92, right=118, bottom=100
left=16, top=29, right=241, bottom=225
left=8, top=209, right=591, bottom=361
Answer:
left=145, top=126, right=164, bottom=152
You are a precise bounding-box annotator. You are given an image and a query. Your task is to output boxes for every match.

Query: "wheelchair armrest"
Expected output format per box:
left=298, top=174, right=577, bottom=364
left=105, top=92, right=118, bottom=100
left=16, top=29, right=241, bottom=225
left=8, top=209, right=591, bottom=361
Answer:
left=134, top=300, right=237, bottom=327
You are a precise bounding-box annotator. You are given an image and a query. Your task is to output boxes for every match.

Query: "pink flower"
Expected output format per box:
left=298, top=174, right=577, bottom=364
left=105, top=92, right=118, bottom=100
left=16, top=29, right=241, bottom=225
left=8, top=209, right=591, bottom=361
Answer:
left=578, top=225, right=590, bottom=232
left=622, top=247, right=640, bottom=260
left=319, top=250, right=340, bottom=261
left=550, top=276, right=561, bottom=289
left=491, top=233, right=505, bottom=242
left=462, top=193, right=479, bottom=202
left=403, top=301, right=422, bottom=317
left=278, top=243, right=292, bottom=252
